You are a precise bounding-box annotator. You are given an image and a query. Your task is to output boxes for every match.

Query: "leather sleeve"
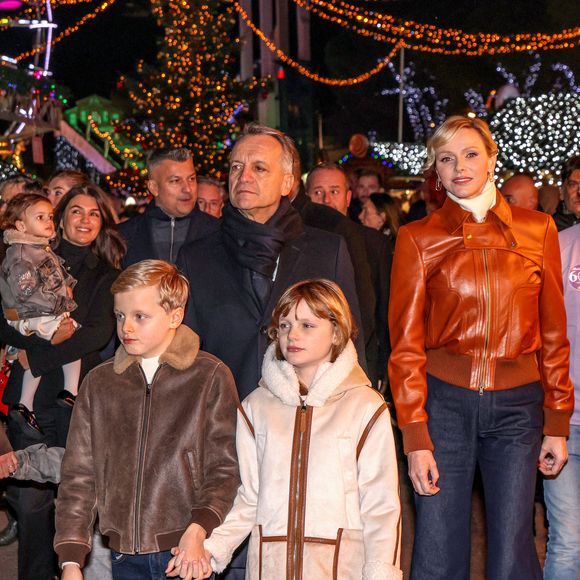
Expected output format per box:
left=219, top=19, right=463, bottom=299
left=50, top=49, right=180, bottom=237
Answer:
left=54, top=372, right=97, bottom=567
left=388, top=226, right=433, bottom=454
left=538, top=218, right=574, bottom=436
left=190, top=361, right=241, bottom=535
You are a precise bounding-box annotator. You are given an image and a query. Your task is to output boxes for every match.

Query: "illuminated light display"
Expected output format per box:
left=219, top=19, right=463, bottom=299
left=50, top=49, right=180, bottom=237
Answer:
left=490, top=93, right=580, bottom=183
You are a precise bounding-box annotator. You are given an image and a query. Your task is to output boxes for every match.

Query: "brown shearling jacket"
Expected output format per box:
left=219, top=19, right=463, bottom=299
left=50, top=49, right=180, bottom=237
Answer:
left=389, top=193, right=573, bottom=454
left=54, top=325, right=240, bottom=566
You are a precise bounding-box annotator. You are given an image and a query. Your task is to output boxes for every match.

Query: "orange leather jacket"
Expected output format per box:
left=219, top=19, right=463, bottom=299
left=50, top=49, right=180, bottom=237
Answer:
left=388, top=193, right=573, bottom=454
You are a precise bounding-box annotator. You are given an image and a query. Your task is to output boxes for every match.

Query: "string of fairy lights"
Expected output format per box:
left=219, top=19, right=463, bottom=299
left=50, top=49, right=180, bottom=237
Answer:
left=292, top=0, right=579, bottom=55
left=14, top=0, right=117, bottom=62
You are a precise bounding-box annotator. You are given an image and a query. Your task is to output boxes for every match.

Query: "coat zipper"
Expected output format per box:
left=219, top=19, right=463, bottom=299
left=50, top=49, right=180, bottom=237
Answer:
left=479, top=250, right=492, bottom=395
left=292, top=402, right=307, bottom=579
left=133, top=365, right=162, bottom=553
left=169, top=217, right=175, bottom=262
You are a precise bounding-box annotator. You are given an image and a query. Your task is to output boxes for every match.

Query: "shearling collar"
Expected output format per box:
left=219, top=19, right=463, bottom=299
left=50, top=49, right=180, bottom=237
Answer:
left=3, top=229, right=54, bottom=246
left=259, top=340, right=369, bottom=407
left=113, top=324, right=200, bottom=375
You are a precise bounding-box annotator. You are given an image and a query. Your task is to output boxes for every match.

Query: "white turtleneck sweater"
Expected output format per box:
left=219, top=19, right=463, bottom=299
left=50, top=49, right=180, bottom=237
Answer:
left=447, top=178, right=497, bottom=223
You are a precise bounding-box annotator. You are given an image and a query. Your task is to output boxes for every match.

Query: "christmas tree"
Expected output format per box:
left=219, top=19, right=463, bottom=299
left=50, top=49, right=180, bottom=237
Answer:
left=114, top=0, right=270, bottom=185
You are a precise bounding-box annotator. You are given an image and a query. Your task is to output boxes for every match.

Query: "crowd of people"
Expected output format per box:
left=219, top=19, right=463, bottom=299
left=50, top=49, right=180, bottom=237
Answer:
left=0, top=118, right=577, bottom=580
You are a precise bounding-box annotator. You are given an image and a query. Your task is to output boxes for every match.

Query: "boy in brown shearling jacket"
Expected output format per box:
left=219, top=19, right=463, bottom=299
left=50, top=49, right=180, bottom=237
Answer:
left=54, top=260, right=239, bottom=580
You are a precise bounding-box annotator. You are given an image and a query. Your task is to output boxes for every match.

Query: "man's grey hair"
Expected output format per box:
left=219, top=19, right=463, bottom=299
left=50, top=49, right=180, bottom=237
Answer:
left=232, top=123, right=295, bottom=174
left=147, top=148, right=193, bottom=174
left=305, top=162, right=348, bottom=191
left=197, top=175, right=227, bottom=201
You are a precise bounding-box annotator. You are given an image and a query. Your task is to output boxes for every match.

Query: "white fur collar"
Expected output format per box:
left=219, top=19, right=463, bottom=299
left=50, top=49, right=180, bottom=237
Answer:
left=3, top=229, right=54, bottom=246
left=260, top=340, right=367, bottom=407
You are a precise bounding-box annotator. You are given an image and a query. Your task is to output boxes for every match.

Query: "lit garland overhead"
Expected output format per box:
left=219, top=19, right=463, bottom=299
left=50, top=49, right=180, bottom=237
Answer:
left=233, top=1, right=403, bottom=86
left=15, top=0, right=117, bottom=62
left=292, top=0, right=579, bottom=55
left=490, top=93, right=580, bottom=183
left=112, top=0, right=270, bottom=189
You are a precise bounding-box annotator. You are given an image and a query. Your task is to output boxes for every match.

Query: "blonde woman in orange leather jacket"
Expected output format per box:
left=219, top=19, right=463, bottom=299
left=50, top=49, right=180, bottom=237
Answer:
left=389, top=116, right=573, bottom=580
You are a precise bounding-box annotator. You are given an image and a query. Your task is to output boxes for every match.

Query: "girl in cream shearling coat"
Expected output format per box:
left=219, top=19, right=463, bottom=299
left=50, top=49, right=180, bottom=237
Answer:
left=204, top=279, right=402, bottom=580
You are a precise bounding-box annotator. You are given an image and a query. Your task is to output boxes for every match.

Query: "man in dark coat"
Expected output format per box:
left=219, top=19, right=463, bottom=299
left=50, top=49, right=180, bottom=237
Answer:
left=178, top=125, right=364, bottom=404
left=119, top=148, right=219, bottom=266
left=552, top=155, right=580, bottom=232
left=306, top=163, right=392, bottom=388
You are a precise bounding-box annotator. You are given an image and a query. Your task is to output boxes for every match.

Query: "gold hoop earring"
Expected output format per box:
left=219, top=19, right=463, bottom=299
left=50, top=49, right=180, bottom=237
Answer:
left=435, top=175, right=442, bottom=191
left=488, top=172, right=494, bottom=183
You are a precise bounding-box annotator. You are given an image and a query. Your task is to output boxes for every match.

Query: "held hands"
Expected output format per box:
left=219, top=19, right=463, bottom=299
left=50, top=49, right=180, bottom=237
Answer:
left=407, top=450, right=441, bottom=496
left=165, top=523, right=213, bottom=579
left=538, top=436, right=568, bottom=476
left=61, top=564, right=83, bottom=580
left=0, top=451, right=18, bottom=479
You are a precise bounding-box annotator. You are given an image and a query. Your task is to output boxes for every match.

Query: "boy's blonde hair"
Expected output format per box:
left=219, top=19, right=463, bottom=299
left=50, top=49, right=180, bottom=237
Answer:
left=111, top=260, right=189, bottom=311
left=268, top=279, right=357, bottom=362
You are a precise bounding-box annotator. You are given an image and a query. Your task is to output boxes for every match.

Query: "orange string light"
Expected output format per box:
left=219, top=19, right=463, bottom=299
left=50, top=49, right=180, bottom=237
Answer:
left=234, top=1, right=403, bottom=86
left=294, top=0, right=578, bottom=55
left=15, top=0, right=117, bottom=62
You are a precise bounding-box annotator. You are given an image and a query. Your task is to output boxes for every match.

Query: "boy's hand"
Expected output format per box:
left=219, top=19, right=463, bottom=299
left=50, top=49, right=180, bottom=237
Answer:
left=0, top=451, right=18, bottom=478
left=165, top=523, right=212, bottom=579
left=61, top=564, right=83, bottom=580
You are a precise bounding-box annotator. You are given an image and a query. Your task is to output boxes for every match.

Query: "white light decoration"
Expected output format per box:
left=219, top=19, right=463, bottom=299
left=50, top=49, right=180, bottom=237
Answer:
left=490, top=93, right=580, bottom=182
left=371, top=141, right=427, bottom=175
left=0, top=159, right=19, bottom=181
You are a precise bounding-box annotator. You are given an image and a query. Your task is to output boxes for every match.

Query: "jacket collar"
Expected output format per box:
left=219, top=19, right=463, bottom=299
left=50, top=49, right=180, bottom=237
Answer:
left=259, top=340, right=369, bottom=407
left=3, top=230, right=53, bottom=246
left=439, top=188, right=512, bottom=234
left=113, top=324, right=200, bottom=375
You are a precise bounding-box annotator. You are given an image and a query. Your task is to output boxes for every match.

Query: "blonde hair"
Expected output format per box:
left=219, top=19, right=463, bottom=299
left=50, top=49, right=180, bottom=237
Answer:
left=111, top=260, right=189, bottom=311
left=424, top=115, right=498, bottom=173
left=268, top=279, right=356, bottom=361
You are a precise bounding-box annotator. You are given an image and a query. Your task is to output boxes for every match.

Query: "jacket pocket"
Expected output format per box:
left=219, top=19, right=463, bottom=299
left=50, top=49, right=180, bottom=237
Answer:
left=425, top=288, right=464, bottom=347
left=185, top=449, right=202, bottom=490
left=507, top=284, right=541, bottom=355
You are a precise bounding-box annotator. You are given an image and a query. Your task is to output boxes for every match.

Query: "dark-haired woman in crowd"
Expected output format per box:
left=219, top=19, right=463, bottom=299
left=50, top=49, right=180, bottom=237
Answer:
left=359, top=193, right=403, bottom=246
left=1, top=184, right=125, bottom=580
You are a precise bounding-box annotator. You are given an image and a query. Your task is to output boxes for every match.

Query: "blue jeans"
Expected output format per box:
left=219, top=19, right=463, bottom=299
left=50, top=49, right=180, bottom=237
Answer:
left=544, top=423, right=580, bottom=579
left=411, top=376, right=543, bottom=580
left=111, top=550, right=172, bottom=580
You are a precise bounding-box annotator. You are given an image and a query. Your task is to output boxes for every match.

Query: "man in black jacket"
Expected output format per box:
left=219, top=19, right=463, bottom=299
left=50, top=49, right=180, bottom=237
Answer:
left=552, top=155, right=580, bottom=232
left=119, top=148, right=219, bottom=266
left=306, top=163, right=392, bottom=389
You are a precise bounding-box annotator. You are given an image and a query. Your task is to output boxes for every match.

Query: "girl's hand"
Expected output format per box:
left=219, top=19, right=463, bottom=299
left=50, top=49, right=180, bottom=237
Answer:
left=61, top=564, right=83, bottom=580
left=538, top=436, right=568, bottom=476
left=407, top=450, right=440, bottom=496
left=165, top=523, right=211, bottom=579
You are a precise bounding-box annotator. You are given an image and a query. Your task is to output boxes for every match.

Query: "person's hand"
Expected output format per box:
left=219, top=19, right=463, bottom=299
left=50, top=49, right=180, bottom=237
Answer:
left=538, top=436, right=568, bottom=476
left=407, top=449, right=440, bottom=496
left=165, top=523, right=211, bottom=579
left=66, top=286, right=74, bottom=299
left=17, top=350, right=29, bottom=370
left=61, top=564, right=83, bottom=580
left=0, top=451, right=18, bottom=479
left=51, top=318, right=76, bottom=345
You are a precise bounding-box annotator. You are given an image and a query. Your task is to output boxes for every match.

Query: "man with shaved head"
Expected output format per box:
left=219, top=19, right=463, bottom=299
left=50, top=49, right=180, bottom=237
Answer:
left=501, top=174, right=539, bottom=211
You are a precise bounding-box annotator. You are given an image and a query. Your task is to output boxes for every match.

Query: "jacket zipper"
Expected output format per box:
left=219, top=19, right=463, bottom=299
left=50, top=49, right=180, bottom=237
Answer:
left=169, top=217, right=175, bottom=262
left=293, top=402, right=307, bottom=578
left=479, top=250, right=492, bottom=395
left=133, top=365, right=162, bottom=553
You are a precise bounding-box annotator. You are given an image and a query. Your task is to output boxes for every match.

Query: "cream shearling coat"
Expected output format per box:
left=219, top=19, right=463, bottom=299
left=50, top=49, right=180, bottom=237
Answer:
left=205, top=340, right=402, bottom=579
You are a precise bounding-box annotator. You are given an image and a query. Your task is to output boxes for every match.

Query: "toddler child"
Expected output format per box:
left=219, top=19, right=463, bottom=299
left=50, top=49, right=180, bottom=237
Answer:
left=0, top=193, right=80, bottom=438
left=185, top=279, right=402, bottom=580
